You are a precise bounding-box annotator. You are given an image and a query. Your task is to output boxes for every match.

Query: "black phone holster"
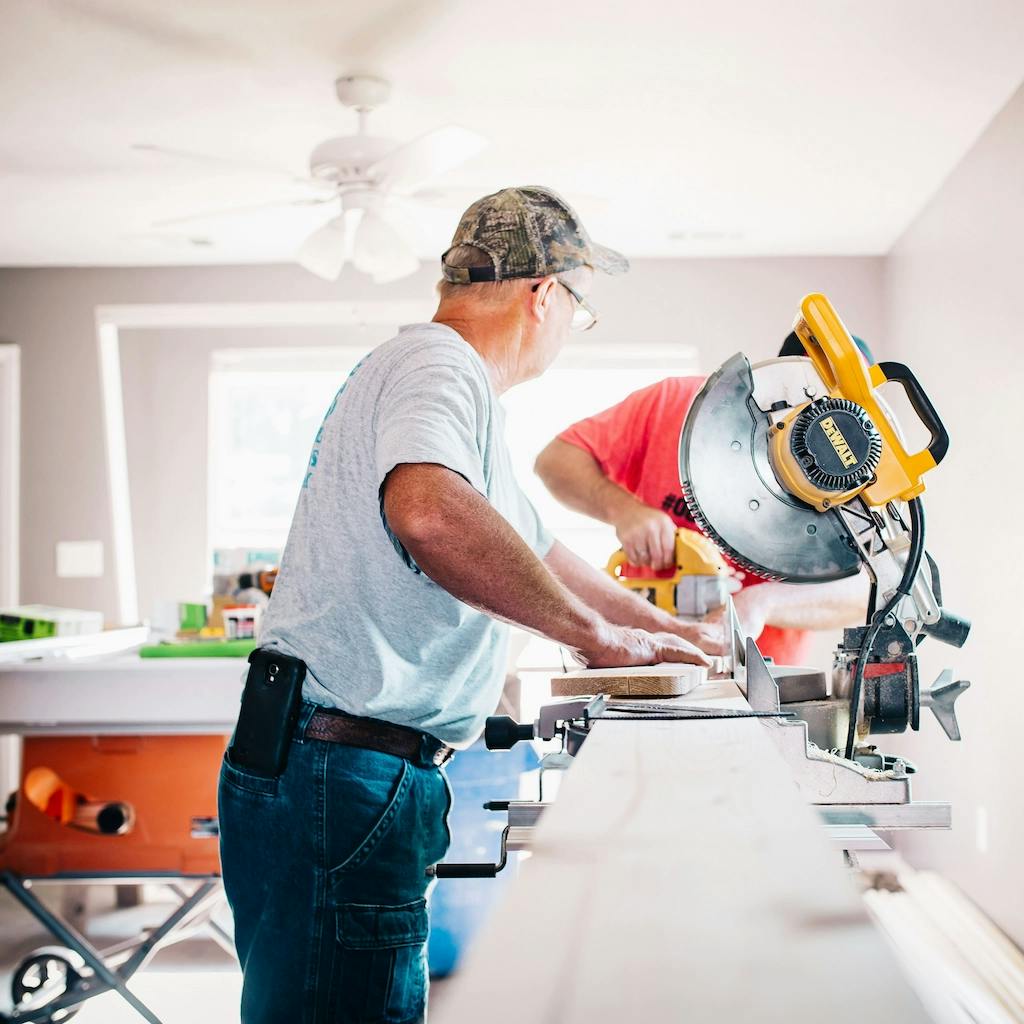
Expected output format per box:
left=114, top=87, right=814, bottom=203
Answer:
left=227, top=648, right=307, bottom=778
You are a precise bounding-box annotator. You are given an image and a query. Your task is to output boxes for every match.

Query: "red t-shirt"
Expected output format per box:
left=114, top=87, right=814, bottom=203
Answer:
left=557, top=377, right=811, bottom=665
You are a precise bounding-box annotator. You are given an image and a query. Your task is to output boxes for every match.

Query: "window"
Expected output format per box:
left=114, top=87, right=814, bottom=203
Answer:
left=208, top=341, right=698, bottom=683
left=208, top=348, right=366, bottom=553
left=208, top=343, right=698, bottom=560
left=502, top=344, right=698, bottom=568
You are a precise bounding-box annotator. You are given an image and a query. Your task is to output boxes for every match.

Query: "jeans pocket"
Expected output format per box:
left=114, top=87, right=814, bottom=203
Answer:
left=328, top=756, right=413, bottom=876
left=332, top=899, right=429, bottom=1024
left=219, top=751, right=280, bottom=798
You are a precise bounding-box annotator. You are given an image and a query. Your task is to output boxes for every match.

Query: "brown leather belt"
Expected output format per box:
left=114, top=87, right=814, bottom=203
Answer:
left=305, top=708, right=455, bottom=768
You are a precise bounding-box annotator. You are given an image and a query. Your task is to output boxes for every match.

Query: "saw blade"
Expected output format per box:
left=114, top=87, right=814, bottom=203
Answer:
left=678, top=352, right=861, bottom=583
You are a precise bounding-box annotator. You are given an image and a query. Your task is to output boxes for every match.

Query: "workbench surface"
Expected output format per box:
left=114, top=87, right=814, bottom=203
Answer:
left=433, top=681, right=930, bottom=1023
left=0, top=652, right=244, bottom=734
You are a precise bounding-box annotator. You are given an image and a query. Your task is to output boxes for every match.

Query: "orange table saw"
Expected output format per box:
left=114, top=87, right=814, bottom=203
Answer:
left=0, top=652, right=244, bottom=1023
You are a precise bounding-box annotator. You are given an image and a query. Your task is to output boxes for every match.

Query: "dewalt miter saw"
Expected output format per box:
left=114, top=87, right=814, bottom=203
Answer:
left=427, top=295, right=973, bottom=880
left=678, top=293, right=970, bottom=811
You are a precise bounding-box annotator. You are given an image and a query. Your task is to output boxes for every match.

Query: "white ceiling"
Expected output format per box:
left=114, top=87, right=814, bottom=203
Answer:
left=1, top=0, right=1022, bottom=268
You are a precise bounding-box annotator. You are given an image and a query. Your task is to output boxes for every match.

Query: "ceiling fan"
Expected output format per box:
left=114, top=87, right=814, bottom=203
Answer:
left=138, top=74, right=487, bottom=283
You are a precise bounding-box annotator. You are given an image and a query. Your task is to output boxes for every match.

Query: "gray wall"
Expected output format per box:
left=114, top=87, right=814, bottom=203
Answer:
left=883, top=84, right=1024, bottom=943
left=0, top=256, right=883, bottom=623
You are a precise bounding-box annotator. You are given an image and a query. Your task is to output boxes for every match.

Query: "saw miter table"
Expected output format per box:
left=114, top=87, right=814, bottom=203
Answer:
left=432, top=678, right=933, bottom=1024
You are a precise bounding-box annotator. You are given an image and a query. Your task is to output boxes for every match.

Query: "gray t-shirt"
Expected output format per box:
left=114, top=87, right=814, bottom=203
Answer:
left=260, top=323, right=553, bottom=746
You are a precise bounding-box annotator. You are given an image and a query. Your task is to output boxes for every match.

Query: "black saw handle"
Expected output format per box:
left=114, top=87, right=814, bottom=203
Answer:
left=432, top=862, right=502, bottom=879
left=877, top=361, right=950, bottom=465
left=429, top=826, right=510, bottom=879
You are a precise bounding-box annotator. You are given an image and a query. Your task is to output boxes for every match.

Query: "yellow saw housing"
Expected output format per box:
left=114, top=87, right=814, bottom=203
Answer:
left=607, top=529, right=729, bottom=617
left=768, top=294, right=949, bottom=513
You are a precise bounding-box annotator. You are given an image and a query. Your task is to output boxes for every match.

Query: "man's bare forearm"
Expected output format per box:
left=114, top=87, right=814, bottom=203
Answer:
left=545, top=539, right=672, bottom=631
left=751, top=574, right=871, bottom=631
left=534, top=439, right=644, bottom=525
left=382, top=464, right=711, bottom=669
left=544, top=540, right=724, bottom=654
left=383, top=464, right=606, bottom=654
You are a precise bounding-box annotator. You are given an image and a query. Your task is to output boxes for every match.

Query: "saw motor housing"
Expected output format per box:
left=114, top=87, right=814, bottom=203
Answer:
left=768, top=294, right=949, bottom=513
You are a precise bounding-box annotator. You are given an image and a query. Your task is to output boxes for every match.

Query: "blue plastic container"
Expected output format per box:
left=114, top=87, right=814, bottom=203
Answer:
left=428, top=740, right=538, bottom=977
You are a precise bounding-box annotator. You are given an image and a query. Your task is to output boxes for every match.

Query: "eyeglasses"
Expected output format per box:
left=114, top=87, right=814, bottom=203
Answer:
left=532, top=278, right=599, bottom=332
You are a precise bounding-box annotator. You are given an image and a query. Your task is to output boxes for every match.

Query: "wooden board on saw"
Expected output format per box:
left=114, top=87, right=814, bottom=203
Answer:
left=550, top=662, right=707, bottom=698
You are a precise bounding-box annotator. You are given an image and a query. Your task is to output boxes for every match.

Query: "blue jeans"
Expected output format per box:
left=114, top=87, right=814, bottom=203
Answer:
left=218, top=700, right=452, bottom=1024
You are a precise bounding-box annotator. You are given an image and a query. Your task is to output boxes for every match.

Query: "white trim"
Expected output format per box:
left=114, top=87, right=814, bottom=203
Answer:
left=552, top=343, right=698, bottom=370
left=97, top=322, right=138, bottom=625
left=0, top=344, right=20, bottom=607
left=209, top=346, right=371, bottom=374
left=94, top=300, right=427, bottom=627
left=95, top=301, right=429, bottom=330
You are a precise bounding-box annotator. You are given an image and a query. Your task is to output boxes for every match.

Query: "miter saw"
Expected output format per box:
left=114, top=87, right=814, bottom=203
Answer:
left=429, top=294, right=971, bottom=877
left=678, top=292, right=970, bottom=795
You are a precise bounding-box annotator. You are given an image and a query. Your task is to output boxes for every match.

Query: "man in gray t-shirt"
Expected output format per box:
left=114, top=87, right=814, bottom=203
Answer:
left=219, top=187, right=719, bottom=1024
left=259, top=321, right=555, bottom=747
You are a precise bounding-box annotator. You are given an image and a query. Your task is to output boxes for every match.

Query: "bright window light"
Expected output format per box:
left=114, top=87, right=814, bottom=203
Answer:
left=208, top=349, right=367, bottom=552
left=207, top=343, right=699, bottom=567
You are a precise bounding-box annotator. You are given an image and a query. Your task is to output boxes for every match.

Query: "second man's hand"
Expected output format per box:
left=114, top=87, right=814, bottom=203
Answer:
left=533, top=440, right=678, bottom=570
left=614, top=502, right=677, bottom=570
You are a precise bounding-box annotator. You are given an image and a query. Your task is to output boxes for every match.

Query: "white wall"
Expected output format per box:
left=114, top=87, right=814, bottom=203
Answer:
left=883, top=84, right=1024, bottom=944
left=0, top=345, right=18, bottom=606
left=0, top=256, right=883, bottom=623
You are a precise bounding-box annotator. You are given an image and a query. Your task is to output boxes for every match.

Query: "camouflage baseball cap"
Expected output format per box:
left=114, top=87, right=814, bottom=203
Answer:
left=441, top=186, right=629, bottom=283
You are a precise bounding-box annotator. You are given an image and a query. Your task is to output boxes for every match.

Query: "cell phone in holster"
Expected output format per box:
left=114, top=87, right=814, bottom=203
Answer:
left=227, top=648, right=307, bottom=778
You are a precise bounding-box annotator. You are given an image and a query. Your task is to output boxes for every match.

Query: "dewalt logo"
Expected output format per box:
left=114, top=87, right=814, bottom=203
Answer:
left=819, top=416, right=858, bottom=468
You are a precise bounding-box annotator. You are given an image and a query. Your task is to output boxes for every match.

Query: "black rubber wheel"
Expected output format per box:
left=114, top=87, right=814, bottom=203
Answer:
left=11, top=949, right=83, bottom=1022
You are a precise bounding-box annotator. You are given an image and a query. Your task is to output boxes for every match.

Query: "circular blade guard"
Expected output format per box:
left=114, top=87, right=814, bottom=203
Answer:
left=679, top=353, right=861, bottom=582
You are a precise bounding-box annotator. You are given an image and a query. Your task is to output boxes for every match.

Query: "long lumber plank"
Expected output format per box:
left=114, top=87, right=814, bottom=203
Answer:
left=433, top=680, right=930, bottom=1023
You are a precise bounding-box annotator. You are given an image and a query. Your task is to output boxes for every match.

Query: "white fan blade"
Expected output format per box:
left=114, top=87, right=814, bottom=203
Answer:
left=152, top=196, right=333, bottom=228
left=352, top=211, right=419, bottom=283
left=367, top=126, right=487, bottom=192
left=297, top=215, right=349, bottom=281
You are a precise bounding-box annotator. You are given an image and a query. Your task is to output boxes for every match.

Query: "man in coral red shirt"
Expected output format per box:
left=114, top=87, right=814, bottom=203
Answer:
left=535, top=340, right=869, bottom=664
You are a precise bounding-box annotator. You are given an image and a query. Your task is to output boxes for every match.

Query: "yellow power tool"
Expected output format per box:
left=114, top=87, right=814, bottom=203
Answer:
left=606, top=529, right=731, bottom=618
